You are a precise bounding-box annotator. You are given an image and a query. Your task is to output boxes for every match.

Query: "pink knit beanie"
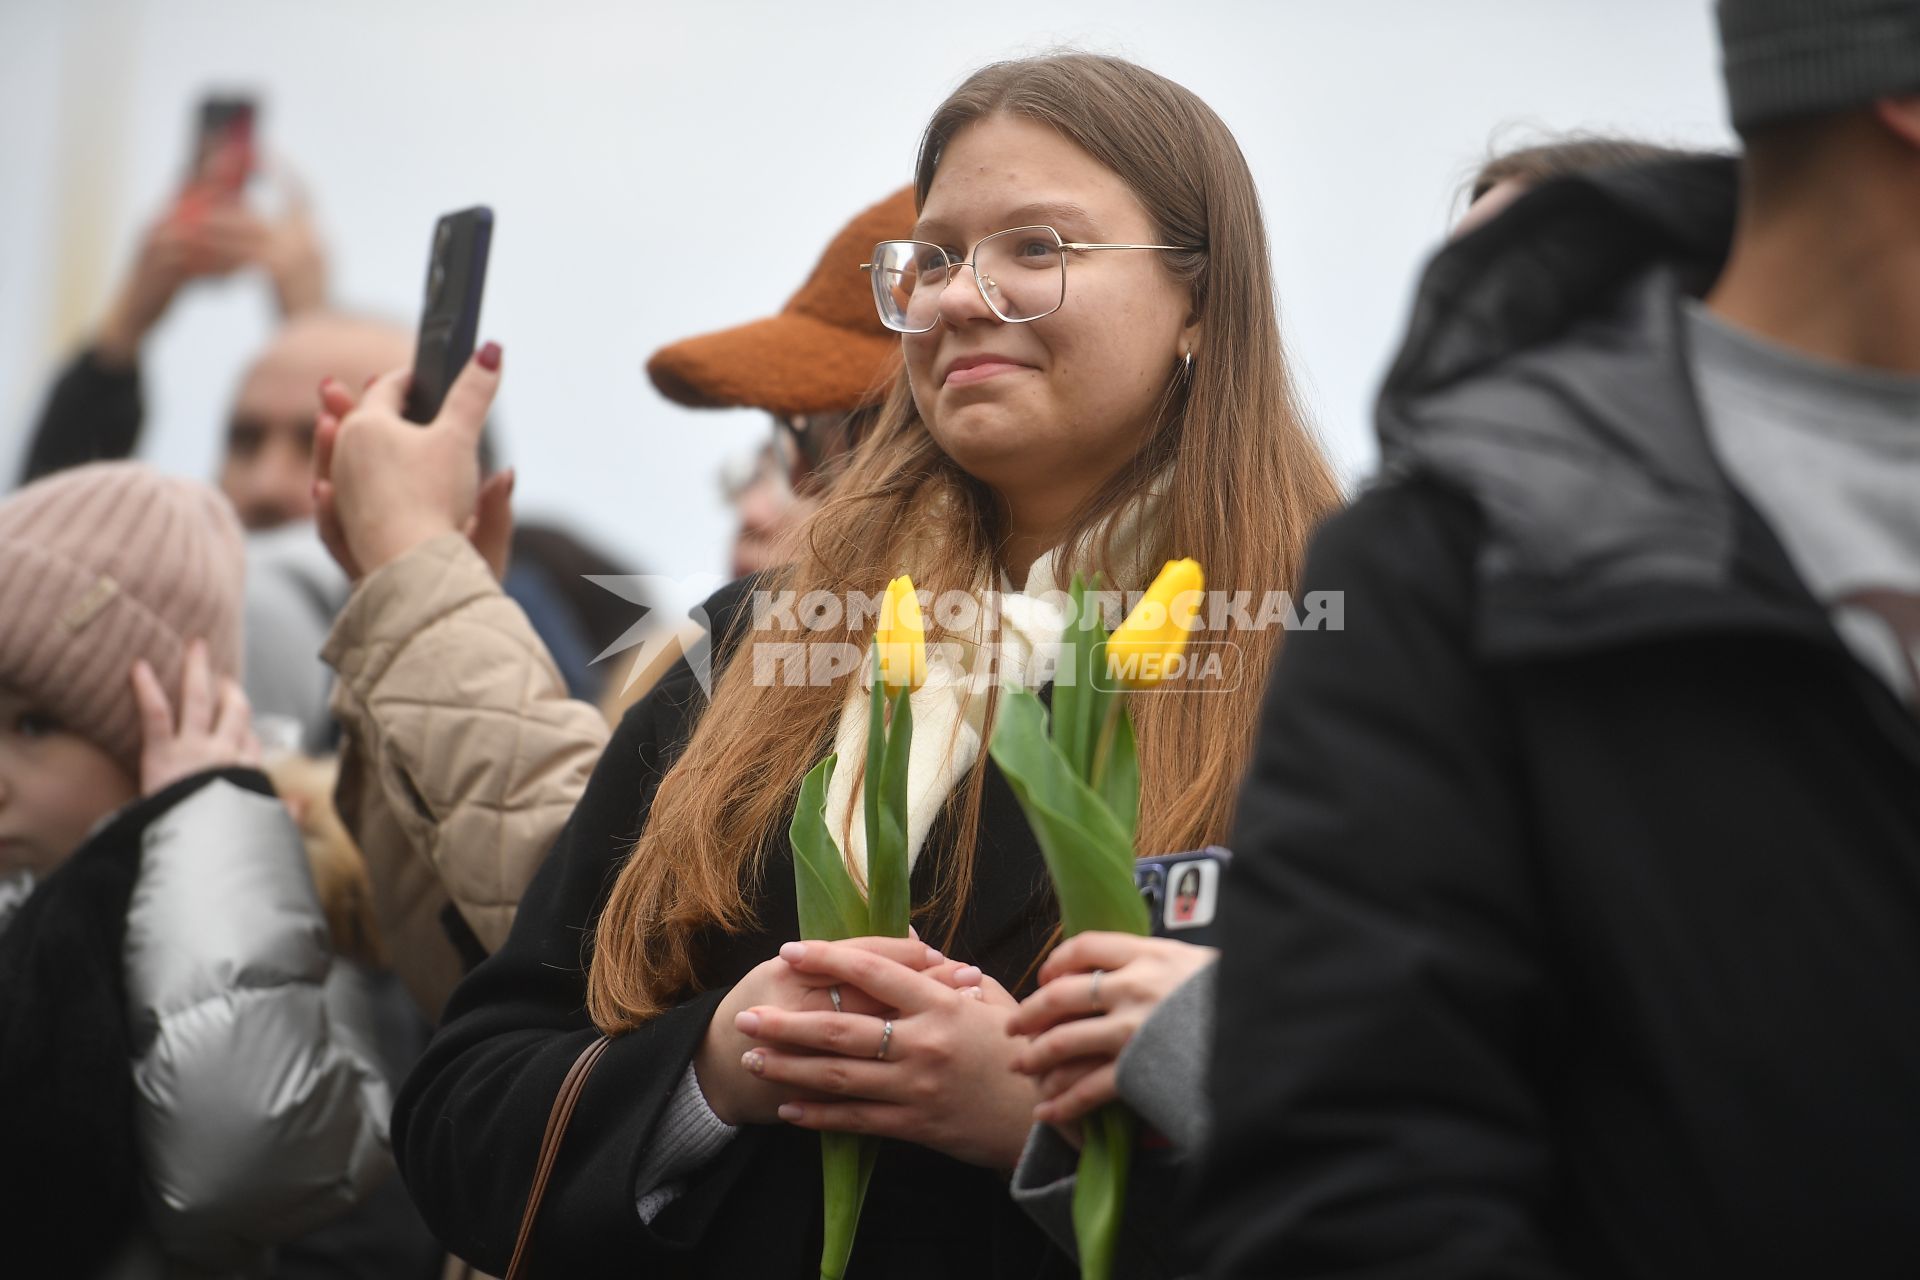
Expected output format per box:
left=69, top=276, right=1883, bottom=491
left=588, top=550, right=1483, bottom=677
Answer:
left=0, top=462, right=245, bottom=775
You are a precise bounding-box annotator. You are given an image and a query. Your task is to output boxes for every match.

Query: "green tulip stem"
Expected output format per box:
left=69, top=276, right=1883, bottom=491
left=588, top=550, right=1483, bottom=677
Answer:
left=1088, top=696, right=1124, bottom=795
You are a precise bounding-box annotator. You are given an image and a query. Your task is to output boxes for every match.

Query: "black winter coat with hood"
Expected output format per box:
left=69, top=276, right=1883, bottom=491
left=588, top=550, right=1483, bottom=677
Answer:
left=1200, top=157, right=1920, bottom=1279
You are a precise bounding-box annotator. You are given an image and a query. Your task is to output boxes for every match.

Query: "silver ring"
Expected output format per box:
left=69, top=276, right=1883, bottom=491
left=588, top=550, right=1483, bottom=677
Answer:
left=875, top=1019, right=894, bottom=1061
left=1089, top=969, right=1105, bottom=1010
left=829, top=985, right=843, bottom=1015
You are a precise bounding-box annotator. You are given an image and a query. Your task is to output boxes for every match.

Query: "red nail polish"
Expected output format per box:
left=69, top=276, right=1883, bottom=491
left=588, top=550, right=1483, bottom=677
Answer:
left=476, top=341, right=501, bottom=371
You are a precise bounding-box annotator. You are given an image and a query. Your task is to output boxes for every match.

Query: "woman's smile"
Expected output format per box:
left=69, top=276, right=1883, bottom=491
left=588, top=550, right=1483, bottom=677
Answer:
left=942, top=353, right=1034, bottom=386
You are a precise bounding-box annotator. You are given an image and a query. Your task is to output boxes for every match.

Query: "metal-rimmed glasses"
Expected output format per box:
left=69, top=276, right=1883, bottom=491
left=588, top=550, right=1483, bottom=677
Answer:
left=860, top=225, right=1200, bottom=334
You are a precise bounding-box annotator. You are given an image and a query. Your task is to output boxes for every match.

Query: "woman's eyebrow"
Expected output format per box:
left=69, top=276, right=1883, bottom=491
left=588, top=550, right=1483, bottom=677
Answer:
left=912, top=200, right=1101, bottom=241
left=1004, top=200, right=1098, bottom=229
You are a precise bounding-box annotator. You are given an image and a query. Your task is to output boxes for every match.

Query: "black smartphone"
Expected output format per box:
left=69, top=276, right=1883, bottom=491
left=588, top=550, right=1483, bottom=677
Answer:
left=404, top=206, right=493, bottom=424
left=1133, top=846, right=1232, bottom=945
left=183, top=94, right=256, bottom=200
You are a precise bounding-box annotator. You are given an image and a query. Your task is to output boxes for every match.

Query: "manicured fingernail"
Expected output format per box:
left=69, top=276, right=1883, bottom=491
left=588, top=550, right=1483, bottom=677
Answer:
left=735, top=1010, right=761, bottom=1036
left=777, top=1103, right=803, bottom=1122
left=907, top=925, right=920, bottom=941
left=779, top=942, right=808, bottom=964
left=925, top=946, right=943, bottom=966
left=956, top=965, right=982, bottom=983
left=742, top=1050, right=765, bottom=1076
left=476, top=340, right=501, bottom=371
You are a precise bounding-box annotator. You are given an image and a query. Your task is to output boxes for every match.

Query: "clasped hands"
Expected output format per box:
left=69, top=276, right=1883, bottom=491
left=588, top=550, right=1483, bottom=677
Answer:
left=696, top=929, right=1217, bottom=1171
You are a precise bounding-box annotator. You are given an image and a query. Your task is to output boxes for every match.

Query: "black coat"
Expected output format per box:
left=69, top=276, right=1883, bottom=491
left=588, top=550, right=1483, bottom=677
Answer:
left=1200, top=158, right=1920, bottom=1278
left=17, top=346, right=144, bottom=485
left=393, top=579, right=1073, bottom=1278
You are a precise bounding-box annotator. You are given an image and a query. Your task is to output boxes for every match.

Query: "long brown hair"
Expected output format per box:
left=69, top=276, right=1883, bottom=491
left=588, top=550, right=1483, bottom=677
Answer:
left=587, top=52, right=1341, bottom=1030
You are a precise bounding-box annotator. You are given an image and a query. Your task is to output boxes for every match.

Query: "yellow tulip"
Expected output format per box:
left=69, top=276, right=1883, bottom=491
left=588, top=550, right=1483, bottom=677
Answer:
left=1105, top=558, right=1205, bottom=689
left=876, top=574, right=928, bottom=692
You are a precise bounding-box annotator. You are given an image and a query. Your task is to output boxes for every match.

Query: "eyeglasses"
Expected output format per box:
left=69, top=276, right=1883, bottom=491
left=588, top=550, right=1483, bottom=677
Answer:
left=861, top=225, right=1200, bottom=334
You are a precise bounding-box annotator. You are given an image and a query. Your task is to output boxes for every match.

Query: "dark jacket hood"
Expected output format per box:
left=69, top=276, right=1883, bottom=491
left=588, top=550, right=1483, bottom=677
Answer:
left=1376, top=154, right=1836, bottom=660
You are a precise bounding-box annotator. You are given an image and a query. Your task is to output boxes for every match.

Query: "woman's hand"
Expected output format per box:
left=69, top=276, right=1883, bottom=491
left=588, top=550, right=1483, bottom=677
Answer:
left=255, top=164, right=328, bottom=318
left=741, top=940, right=1037, bottom=1171
left=95, top=206, right=264, bottom=368
left=130, top=639, right=261, bottom=797
left=1007, top=932, right=1218, bottom=1130
left=311, top=349, right=508, bottom=582
left=695, top=934, right=966, bottom=1128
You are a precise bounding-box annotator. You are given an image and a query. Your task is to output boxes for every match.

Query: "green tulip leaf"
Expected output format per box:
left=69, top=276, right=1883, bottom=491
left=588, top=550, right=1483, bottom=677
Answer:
left=792, top=752, right=882, bottom=1280
left=790, top=754, right=867, bottom=944
left=987, top=688, right=1148, bottom=938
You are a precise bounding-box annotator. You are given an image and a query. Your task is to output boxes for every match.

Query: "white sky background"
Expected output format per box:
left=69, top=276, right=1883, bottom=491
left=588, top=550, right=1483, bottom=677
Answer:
left=0, top=0, right=1732, bottom=607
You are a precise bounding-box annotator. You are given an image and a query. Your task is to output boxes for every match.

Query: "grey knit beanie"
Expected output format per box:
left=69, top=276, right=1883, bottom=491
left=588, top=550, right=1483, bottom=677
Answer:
left=0, top=462, right=245, bottom=775
left=1717, top=0, right=1920, bottom=133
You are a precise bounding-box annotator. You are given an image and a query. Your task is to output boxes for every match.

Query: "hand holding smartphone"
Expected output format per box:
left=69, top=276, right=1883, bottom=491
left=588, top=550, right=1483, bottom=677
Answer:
left=405, top=207, right=494, bottom=423
left=175, top=95, right=256, bottom=224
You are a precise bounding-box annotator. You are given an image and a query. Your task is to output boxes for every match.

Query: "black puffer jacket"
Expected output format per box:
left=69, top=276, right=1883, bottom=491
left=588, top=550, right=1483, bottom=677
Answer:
left=0, top=768, right=393, bottom=1278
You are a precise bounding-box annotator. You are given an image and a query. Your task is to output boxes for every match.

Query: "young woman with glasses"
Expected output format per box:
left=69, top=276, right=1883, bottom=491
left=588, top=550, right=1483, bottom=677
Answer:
left=341, top=51, right=1340, bottom=1277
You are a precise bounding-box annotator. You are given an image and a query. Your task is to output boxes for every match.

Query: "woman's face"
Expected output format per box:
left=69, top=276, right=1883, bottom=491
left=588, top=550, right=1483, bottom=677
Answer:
left=0, top=686, right=138, bottom=879
left=904, top=114, right=1198, bottom=511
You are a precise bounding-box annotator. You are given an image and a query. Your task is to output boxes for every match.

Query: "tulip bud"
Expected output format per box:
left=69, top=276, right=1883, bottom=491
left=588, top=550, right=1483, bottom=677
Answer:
left=875, top=574, right=928, bottom=692
left=1105, top=558, right=1204, bottom=689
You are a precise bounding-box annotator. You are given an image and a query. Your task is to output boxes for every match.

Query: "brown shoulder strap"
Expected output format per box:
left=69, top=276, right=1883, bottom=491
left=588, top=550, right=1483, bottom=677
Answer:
left=505, top=1034, right=613, bottom=1280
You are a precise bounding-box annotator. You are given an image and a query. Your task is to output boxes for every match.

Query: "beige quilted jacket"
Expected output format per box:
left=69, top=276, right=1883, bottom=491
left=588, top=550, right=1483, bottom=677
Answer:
left=323, top=533, right=611, bottom=1018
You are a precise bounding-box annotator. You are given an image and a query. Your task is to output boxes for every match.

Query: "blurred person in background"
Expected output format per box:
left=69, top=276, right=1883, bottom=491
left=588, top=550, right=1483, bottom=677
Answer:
left=646, top=189, right=907, bottom=583
left=1451, top=132, right=1700, bottom=238
left=0, top=463, right=391, bottom=1279
left=321, top=52, right=1339, bottom=1277
left=18, top=129, right=330, bottom=519
left=1203, top=1, right=1920, bottom=1275
left=311, top=188, right=913, bottom=1024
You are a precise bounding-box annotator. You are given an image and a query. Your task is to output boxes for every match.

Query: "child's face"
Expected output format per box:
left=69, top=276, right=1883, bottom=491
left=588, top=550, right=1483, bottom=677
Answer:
left=0, top=686, right=139, bottom=878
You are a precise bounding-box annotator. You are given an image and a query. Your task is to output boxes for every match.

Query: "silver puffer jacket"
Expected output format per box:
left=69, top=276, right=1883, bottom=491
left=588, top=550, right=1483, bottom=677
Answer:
left=103, top=776, right=394, bottom=1278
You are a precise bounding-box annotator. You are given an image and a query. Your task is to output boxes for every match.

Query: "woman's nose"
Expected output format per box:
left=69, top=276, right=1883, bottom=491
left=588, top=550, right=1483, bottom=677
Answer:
left=936, top=262, right=999, bottom=327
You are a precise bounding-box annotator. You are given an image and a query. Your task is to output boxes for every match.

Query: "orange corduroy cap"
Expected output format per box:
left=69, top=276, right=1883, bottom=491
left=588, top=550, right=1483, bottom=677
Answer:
left=0, top=462, right=244, bottom=774
left=646, top=186, right=914, bottom=418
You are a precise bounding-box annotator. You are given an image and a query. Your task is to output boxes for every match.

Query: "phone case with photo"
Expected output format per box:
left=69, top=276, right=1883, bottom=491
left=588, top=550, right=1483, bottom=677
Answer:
left=1132, top=846, right=1231, bottom=944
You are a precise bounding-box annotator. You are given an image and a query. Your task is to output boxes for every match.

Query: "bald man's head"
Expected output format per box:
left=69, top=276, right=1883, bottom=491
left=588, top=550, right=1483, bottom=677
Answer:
left=221, top=311, right=412, bottom=530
